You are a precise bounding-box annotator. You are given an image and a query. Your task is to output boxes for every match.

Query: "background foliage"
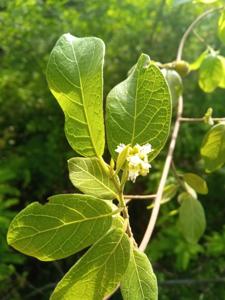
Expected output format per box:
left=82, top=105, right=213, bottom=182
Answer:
left=0, top=0, right=225, bottom=299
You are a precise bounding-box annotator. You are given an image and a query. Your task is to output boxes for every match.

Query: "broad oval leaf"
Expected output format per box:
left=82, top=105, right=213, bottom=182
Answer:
left=50, top=228, right=131, bottom=300
left=200, top=123, right=225, bottom=172
left=178, top=193, right=206, bottom=244
left=218, top=10, right=225, bottom=45
left=68, top=157, right=118, bottom=200
left=198, top=54, right=224, bottom=93
left=121, top=248, right=158, bottom=300
left=46, top=33, right=105, bottom=157
left=7, top=194, right=113, bottom=261
left=106, top=54, right=171, bottom=161
left=183, top=173, right=208, bottom=195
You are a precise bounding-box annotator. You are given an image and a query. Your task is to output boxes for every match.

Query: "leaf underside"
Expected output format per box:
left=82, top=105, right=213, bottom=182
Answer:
left=7, top=194, right=113, bottom=261
left=200, top=123, right=225, bottom=172
left=46, top=33, right=105, bottom=157
left=198, top=55, right=224, bottom=93
left=50, top=228, right=131, bottom=300
left=178, top=193, right=206, bottom=244
left=121, top=248, right=158, bottom=300
left=106, top=53, right=171, bottom=161
left=68, top=157, right=118, bottom=200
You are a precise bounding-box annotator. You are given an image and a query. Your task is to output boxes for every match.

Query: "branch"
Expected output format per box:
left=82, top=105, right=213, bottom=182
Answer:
left=180, top=117, right=225, bottom=122
left=139, top=6, right=223, bottom=252
left=124, top=194, right=156, bottom=200
left=159, top=278, right=225, bottom=286
left=139, top=94, right=183, bottom=251
left=177, top=6, right=223, bottom=61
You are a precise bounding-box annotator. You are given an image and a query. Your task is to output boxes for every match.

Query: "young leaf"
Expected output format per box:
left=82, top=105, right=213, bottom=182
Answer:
left=198, top=54, right=224, bottom=93
left=46, top=33, right=105, bottom=157
left=148, top=183, right=178, bottom=209
left=189, top=50, right=208, bottom=71
left=50, top=228, right=131, bottom=300
left=116, top=144, right=130, bottom=173
left=120, top=248, right=158, bottom=300
left=200, top=123, right=225, bottom=172
left=68, top=157, right=118, bottom=200
left=7, top=194, right=113, bottom=261
left=218, top=10, right=225, bottom=45
left=106, top=53, right=171, bottom=161
left=218, top=56, right=225, bottom=88
left=178, top=193, right=206, bottom=244
left=183, top=173, right=208, bottom=195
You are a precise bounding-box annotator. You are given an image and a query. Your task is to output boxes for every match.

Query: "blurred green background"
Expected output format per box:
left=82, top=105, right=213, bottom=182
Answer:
left=0, top=0, right=225, bottom=299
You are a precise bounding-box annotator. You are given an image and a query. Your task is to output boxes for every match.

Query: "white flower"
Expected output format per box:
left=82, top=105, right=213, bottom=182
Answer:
left=115, top=143, right=152, bottom=183
left=128, top=169, right=139, bottom=183
left=139, top=143, right=152, bottom=155
left=128, top=155, right=142, bottom=166
left=115, top=143, right=126, bottom=153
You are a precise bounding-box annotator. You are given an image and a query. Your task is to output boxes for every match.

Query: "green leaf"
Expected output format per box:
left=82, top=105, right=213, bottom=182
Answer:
left=7, top=194, right=113, bottom=261
left=218, top=56, right=225, bottom=88
left=68, top=157, right=118, bottom=200
left=218, top=11, right=225, bottom=45
left=198, top=54, right=224, bottom=93
left=204, top=107, right=214, bottom=125
left=120, top=248, right=158, bottom=300
left=116, top=144, right=130, bottom=174
left=148, top=183, right=178, bottom=209
left=106, top=54, right=171, bottom=161
left=46, top=33, right=105, bottom=157
left=161, top=69, right=183, bottom=104
left=201, top=123, right=225, bottom=172
left=50, top=228, right=131, bottom=300
left=183, top=173, right=208, bottom=195
left=189, top=50, right=208, bottom=71
left=178, top=193, right=206, bottom=244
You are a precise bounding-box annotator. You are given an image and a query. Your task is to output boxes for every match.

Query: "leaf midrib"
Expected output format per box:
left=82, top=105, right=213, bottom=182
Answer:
left=69, top=39, right=98, bottom=156
left=71, top=158, right=117, bottom=198
left=10, top=210, right=113, bottom=244
left=129, top=250, right=145, bottom=299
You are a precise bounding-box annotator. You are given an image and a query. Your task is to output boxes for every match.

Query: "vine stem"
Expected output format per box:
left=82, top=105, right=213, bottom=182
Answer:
left=139, top=6, right=223, bottom=252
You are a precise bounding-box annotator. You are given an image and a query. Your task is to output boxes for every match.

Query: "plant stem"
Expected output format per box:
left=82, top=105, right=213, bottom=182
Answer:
left=118, top=191, right=137, bottom=245
left=177, top=6, right=223, bottom=61
left=139, top=94, right=183, bottom=251
left=124, top=194, right=156, bottom=199
left=180, top=117, right=225, bottom=122
left=98, top=156, right=136, bottom=244
left=139, top=6, right=223, bottom=252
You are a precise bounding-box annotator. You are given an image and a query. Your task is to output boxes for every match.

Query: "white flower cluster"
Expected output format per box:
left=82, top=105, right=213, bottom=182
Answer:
left=115, top=143, right=153, bottom=182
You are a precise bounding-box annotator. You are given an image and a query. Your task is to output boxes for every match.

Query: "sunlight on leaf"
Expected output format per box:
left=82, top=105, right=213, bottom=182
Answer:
left=7, top=194, right=113, bottom=261
left=50, top=228, right=131, bottom=300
